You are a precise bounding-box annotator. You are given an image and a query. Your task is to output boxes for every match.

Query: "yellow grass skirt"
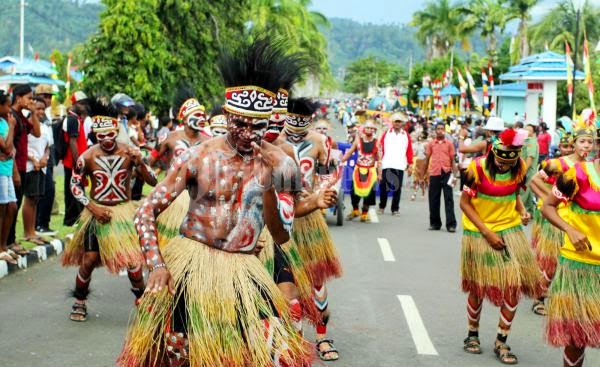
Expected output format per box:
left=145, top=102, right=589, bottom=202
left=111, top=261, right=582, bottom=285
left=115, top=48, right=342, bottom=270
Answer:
left=156, top=191, right=190, bottom=247
left=61, top=201, right=143, bottom=273
left=531, top=209, right=563, bottom=277
left=546, top=257, right=600, bottom=348
left=292, top=210, right=343, bottom=286
left=461, top=226, right=544, bottom=306
left=118, top=236, right=312, bottom=367
left=258, top=229, right=321, bottom=325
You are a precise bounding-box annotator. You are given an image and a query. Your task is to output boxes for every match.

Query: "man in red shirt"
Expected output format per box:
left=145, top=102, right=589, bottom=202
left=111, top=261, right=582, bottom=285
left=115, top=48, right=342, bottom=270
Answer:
left=63, top=92, right=89, bottom=226
left=537, top=122, right=551, bottom=161
left=425, top=123, right=457, bottom=232
left=7, top=84, right=41, bottom=250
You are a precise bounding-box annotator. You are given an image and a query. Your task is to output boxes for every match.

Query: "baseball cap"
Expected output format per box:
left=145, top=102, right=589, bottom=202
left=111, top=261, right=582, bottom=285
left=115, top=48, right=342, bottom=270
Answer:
left=484, top=116, right=505, bottom=131
left=71, top=91, right=88, bottom=104
left=35, top=84, right=53, bottom=95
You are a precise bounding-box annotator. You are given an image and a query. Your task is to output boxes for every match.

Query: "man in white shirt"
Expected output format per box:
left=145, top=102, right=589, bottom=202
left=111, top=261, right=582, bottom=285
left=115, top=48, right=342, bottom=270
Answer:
left=377, top=113, right=413, bottom=216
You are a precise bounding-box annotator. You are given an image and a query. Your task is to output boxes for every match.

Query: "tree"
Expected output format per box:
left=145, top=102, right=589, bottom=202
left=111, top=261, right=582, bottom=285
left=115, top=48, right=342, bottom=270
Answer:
left=411, top=0, right=470, bottom=60
left=508, top=0, right=540, bottom=59
left=248, top=0, right=334, bottom=90
left=343, top=56, right=405, bottom=95
left=454, top=0, right=517, bottom=63
left=82, top=0, right=174, bottom=111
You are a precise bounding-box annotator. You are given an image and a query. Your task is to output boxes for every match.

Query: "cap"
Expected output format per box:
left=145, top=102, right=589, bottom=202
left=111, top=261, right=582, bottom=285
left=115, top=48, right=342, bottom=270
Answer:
left=71, top=91, right=88, bottom=104
left=484, top=116, right=505, bottom=131
left=390, top=112, right=408, bottom=122
left=34, top=84, right=53, bottom=95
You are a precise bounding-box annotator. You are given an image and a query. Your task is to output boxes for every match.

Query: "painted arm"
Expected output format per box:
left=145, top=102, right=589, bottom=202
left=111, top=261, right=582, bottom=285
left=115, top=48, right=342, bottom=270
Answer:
left=341, top=139, right=358, bottom=163
left=70, top=154, right=90, bottom=207
left=130, top=147, right=158, bottom=186
left=264, top=188, right=292, bottom=244
left=294, top=189, right=337, bottom=217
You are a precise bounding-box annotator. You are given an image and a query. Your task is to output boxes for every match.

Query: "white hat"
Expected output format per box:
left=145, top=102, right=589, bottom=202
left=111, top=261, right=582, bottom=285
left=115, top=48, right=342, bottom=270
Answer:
left=484, top=116, right=505, bottom=131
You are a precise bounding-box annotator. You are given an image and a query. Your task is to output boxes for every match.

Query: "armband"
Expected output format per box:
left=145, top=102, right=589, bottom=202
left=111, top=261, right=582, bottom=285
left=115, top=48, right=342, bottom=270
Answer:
left=552, top=185, right=569, bottom=204
left=462, top=185, right=477, bottom=198
left=538, top=169, right=549, bottom=182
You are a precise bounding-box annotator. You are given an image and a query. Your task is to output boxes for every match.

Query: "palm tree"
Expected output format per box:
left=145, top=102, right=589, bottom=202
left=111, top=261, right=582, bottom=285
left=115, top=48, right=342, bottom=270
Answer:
left=507, top=0, right=540, bottom=59
left=411, top=0, right=469, bottom=60
left=454, top=0, right=517, bottom=63
left=529, top=0, right=600, bottom=60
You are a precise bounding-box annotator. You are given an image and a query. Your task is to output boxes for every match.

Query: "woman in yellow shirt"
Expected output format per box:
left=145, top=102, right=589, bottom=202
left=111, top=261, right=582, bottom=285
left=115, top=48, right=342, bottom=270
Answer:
left=542, top=155, right=600, bottom=367
left=460, top=127, right=543, bottom=364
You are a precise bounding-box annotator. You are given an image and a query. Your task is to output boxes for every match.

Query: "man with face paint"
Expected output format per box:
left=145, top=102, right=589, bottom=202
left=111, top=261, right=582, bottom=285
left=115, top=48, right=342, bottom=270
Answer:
left=314, top=119, right=338, bottom=150
left=118, top=37, right=312, bottom=367
left=528, top=123, right=594, bottom=316
left=342, top=119, right=381, bottom=222
left=208, top=105, right=228, bottom=137
left=460, top=128, right=543, bottom=364
left=277, top=97, right=343, bottom=362
left=62, top=99, right=157, bottom=322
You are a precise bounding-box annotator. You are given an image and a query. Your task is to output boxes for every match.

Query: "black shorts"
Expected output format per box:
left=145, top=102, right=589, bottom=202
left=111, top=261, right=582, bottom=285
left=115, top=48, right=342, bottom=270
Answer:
left=24, top=171, right=45, bottom=198
left=83, top=223, right=100, bottom=252
left=273, top=243, right=294, bottom=285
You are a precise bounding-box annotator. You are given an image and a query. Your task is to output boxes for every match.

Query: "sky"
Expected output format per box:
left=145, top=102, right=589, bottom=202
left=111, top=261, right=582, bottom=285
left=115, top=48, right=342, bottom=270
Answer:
left=310, top=0, right=600, bottom=25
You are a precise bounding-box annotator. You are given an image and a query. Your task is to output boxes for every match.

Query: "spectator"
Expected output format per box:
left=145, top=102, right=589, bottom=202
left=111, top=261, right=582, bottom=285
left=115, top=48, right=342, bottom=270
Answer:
left=425, top=123, right=457, bottom=232
left=377, top=112, right=413, bottom=216
left=0, top=90, right=18, bottom=264
left=34, top=84, right=53, bottom=121
left=410, top=131, right=429, bottom=201
left=537, top=122, right=551, bottom=161
left=157, top=116, right=172, bottom=141
left=63, top=91, right=89, bottom=226
left=111, top=93, right=136, bottom=145
left=22, top=98, right=50, bottom=245
left=7, top=84, right=41, bottom=254
left=33, top=94, right=57, bottom=236
left=520, top=124, right=539, bottom=214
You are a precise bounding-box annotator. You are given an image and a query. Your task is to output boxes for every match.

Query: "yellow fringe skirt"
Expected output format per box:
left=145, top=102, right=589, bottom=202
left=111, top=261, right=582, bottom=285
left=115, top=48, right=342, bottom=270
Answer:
left=258, top=229, right=321, bottom=325
left=546, top=257, right=600, bottom=348
left=61, top=201, right=143, bottom=273
left=118, top=236, right=312, bottom=367
left=531, top=209, right=563, bottom=278
left=156, top=191, right=190, bottom=247
left=461, top=226, right=544, bottom=306
left=292, top=210, right=343, bottom=286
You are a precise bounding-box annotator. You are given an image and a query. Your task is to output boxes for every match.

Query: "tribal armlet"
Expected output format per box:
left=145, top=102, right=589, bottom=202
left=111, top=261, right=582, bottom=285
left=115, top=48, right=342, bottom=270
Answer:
left=552, top=185, right=569, bottom=205
left=70, top=156, right=90, bottom=206
left=462, top=185, right=477, bottom=198
left=276, top=191, right=295, bottom=233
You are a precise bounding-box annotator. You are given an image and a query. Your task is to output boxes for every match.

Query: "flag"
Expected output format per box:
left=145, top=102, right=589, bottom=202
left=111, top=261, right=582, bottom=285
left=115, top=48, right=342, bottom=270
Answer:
left=464, top=67, right=480, bottom=107
left=481, top=67, right=489, bottom=113
left=565, top=41, right=574, bottom=107
left=65, top=53, right=73, bottom=103
left=456, top=69, right=469, bottom=114
left=488, top=62, right=495, bottom=114
left=583, top=35, right=596, bottom=113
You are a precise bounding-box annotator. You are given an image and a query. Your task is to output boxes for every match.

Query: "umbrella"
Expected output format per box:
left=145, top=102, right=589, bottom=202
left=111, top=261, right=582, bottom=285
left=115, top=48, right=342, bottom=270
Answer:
left=0, top=74, right=65, bottom=86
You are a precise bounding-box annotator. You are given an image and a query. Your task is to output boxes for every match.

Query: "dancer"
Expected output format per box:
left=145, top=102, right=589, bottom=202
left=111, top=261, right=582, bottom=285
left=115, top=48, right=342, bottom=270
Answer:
left=62, top=99, right=157, bottom=322
left=278, top=97, right=343, bottom=361
left=208, top=105, right=228, bottom=137
left=411, top=130, right=428, bottom=200
left=342, top=120, right=380, bottom=222
left=528, top=128, right=592, bottom=316
left=460, top=128, right=543, bottom=364
left=542, top=156, right=600, bottom=367
left=118, top=37, right=311, bottom=367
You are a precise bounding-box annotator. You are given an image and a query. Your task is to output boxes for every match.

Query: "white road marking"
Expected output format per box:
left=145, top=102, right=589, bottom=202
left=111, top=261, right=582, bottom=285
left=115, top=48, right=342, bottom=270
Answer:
left=369, top=208, right=379, bottom=223
left=377, top=238, right=395, bottom=262
left=397, top=295, right=438, bottom=356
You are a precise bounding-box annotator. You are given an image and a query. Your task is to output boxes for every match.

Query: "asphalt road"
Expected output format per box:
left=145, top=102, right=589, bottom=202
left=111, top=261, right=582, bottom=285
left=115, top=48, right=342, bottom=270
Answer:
left=1, top=192, right=599, bottom=366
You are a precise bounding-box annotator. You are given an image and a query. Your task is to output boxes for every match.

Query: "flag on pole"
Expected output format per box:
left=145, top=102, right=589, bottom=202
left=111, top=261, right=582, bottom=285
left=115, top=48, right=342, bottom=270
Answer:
left=481, top=68, right=489, bottom=113
left=565, top=41, right=574, bottom=107
left=65, top=53, right=73, bottom=104
left=583, top=35, right=596, bottom=114
left=488, top=62, right=495, bottom=114
left=465, top=67, right=480, bottom=108
left=456, top=68, right=469, bottom=114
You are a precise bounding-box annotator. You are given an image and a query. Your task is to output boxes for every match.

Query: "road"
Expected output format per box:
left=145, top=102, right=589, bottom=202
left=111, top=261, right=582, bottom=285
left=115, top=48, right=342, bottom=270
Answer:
left=1, top=192, right=598, bottom=366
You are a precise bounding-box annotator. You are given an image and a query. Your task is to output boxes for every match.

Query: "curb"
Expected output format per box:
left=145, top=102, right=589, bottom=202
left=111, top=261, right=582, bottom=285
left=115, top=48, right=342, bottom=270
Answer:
left=0, top=239, right=64, bottom=279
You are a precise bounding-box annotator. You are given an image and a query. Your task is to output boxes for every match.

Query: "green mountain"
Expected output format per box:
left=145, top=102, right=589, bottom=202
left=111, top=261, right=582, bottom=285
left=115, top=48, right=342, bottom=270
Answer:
left=0, top=0, right=102, bottom=57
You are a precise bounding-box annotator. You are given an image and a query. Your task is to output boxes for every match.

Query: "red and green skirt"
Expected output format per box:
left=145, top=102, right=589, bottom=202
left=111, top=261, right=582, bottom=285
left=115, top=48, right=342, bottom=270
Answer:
left=546, top=256, right=600, bottom=348
left=461, top=226, right=545, bottom=306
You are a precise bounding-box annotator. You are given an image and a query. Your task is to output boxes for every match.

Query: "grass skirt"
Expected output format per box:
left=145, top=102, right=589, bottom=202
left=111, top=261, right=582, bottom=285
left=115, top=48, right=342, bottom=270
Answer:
left=62, top=201, right=143, bottom=273
left=258, top=230, right=321, bottom=325
left=156, top=191, right=190, bottom=247
left=461, top=226, right=544, bottom=306
left=531, top=209, right=563, bottom=277
left=118, top=236, right=312, bottom=367
left=292, top=210, right=342, bottom=286
left=546, top=257, right=600, bottom=348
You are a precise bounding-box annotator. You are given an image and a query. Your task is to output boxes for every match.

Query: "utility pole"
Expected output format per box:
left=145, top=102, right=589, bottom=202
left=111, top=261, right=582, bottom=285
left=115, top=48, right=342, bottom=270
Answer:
left=408, top=53, right=413, bottom=81
left=572, top=8, right=581, bottom=119
left=19, top=0, right=25, bottom=62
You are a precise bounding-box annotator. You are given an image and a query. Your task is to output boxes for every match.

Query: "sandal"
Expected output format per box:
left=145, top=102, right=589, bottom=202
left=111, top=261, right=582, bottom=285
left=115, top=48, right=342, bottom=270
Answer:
left=316, top=338, right=339, bottom=361
left=22, top=236, right=47, bottom=246
left=70, top=302, right=87, bottom=322
left=0, top=251, right=17, bottom=265
left=532, top=300, right=547, bottom=316
left=494, top=342, right=518, bottom=365
left=463, top=336, right=482, bottom=354
left=8, top=243, right=30, bottom=255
